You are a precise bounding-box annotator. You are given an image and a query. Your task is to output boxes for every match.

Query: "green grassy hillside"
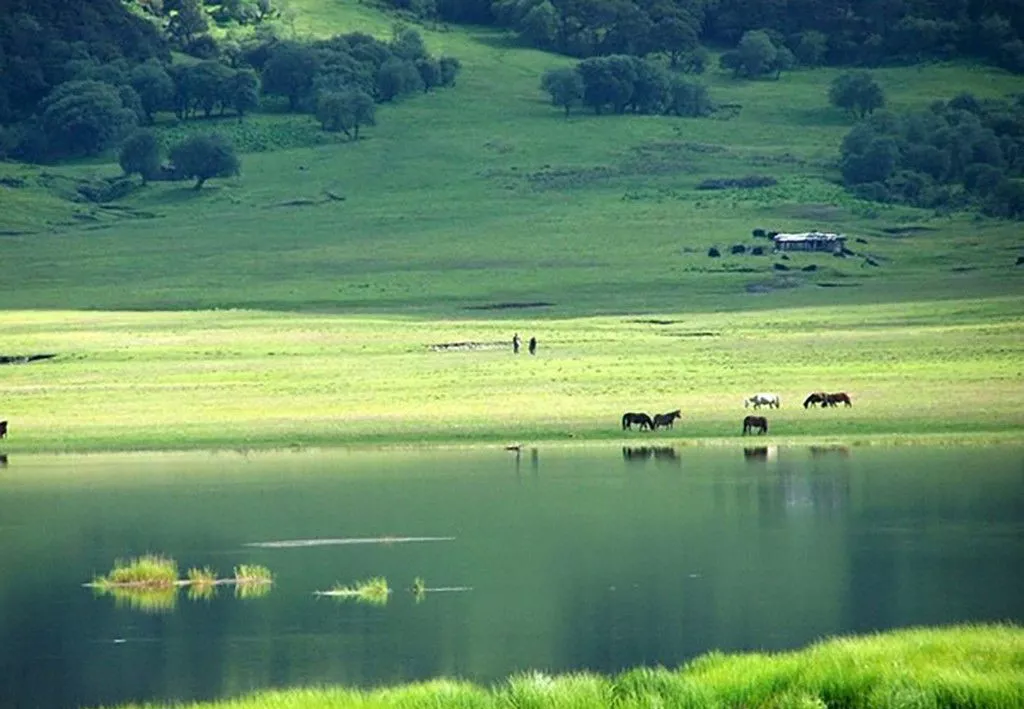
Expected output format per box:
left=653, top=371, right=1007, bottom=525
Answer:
left=1, top=2, right=1022, bottom=317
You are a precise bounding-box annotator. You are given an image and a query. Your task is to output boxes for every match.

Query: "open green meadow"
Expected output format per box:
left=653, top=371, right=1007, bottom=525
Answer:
left=0, top=296, right=1020, bottom=453
left=0, top=1, right=1023, bottom=453
left=95, top=624, right=1024, bottom=708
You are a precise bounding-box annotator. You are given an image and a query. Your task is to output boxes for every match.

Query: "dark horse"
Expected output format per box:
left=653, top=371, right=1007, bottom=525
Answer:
left=651, top=409, right=682, bottom=430
left=622, top=412, right=653, bottom=431
left=742, top=415, right=768, bottom=435
left=825, top=392, right=853, bottom=407
left=803, top=392, right=828, bottom=408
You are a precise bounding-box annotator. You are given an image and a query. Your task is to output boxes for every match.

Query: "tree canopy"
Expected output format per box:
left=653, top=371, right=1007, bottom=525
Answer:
left=169, top=133, right=241, bottom=189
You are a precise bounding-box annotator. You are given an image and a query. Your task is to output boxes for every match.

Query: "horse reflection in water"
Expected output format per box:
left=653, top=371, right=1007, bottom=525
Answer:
left=743, top=445, right=777, bottom=463
left=0, top=453, right=7, bottom=468
left=623, top=446, right=680, bottom=464
left=810, top=445, right=851, bottom=458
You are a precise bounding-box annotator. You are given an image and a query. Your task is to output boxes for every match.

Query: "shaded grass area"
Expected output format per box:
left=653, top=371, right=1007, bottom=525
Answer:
left=0, top=298, right=1021, bottom=454
left=97, top=624, right=1024, bottom=708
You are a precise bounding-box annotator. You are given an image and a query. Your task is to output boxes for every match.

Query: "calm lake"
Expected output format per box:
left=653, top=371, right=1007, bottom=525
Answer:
left=1, top=444, right=1022, bottom=708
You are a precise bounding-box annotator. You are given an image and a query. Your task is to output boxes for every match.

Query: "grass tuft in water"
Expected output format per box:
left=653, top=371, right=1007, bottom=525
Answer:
left=94, top=554, right=179, bottom=588
left=411, top=576, right=426, bottom=602
left=321, top=577, right=392, bottom=605
left=233, top=564, right=273, bottom=584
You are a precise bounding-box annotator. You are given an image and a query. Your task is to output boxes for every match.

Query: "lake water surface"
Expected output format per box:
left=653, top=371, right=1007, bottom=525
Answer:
left=1, top=444, right=1022, bottom=708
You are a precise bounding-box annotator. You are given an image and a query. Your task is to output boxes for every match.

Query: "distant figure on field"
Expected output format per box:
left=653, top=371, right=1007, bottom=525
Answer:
left=0, top=420, right=7, bottom=439
left=528, top=336, right=537, bottom=355
left=513, top=333, right=521, bottom=354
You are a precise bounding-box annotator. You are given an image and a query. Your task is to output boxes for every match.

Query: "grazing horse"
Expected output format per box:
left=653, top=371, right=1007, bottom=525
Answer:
left=803, top=392, right=828, bottom=408
left=622, top=412, right=654, bottom=431
left=825, top=392, right=853, bottom=407
left=742, top=415, right=768, bottom=435
left=651, top=410, right=682, bottom=430
left=0, top=420, right=6, bottom=439
left=744, top=393, right=780, bottom=409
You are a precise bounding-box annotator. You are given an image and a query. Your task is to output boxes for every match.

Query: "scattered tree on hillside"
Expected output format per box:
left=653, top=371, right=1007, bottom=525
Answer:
left=226, top=69, right=260, bottom=117
left=316, top=88, right=376, bottom=139
left=540, top=67, right=583, bottom=117
left=650, top=10, right=700, bottom=67
left=438, top=56, right=462, bottom=86
left=829, top=72, right=886, bottom=118
left=40, top=80, right=138, bottom=157
left=130, top=60, right=175, bottom=123
left=547, top=55, right=713, bottom=118
left=119, top=129, right=162, bottom=184
left=167, top=0, right=209, bottom=47
left=837, top=95, right=1024, bottom=217
left=720, top=30, right=794, bottom=79
left=169, top=133, right=240, bottom=189
left=377, top=57, right=424, bottom=101
left=261, top=43, right=321, bottom=110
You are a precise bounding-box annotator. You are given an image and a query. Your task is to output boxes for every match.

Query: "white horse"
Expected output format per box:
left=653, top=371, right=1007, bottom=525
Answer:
left=744, top=393, right=781, bottom=409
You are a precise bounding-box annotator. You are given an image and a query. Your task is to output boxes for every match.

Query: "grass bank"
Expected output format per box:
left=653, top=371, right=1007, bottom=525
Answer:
left=0, top=297, right=1021, bottom=454
left=96, top=623, right=1024, bottom=708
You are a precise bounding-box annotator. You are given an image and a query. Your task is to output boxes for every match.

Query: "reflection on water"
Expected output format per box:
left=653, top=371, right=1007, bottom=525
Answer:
left=95, top=585, right=178, bottom=614
left=622, top=446, right=680, bottom=464
left=810, top=445, right=851, bottom=458
left=0, top=445, right=1021, bottom=709
left=0, top=453, right=8, bottom=468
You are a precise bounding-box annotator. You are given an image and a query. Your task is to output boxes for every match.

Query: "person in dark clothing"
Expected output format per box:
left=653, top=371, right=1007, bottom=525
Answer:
left=528, top=337, right=537, bottom=355
left=513, top=333, right=521, bottom=354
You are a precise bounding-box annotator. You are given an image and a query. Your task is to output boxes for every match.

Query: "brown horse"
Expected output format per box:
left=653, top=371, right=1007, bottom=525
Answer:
left=651, top=410, right=682, bottom=430
left=825, top=392, right=852, bottom=407
left=622, top=412, right=653, bottom=431
left=742, top=415, right=768, bottom=435
left=803, top=393, right=828, bottom=408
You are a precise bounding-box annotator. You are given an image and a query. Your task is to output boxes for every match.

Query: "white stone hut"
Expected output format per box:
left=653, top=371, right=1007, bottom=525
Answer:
left=772, top=231, right=847, bottom=254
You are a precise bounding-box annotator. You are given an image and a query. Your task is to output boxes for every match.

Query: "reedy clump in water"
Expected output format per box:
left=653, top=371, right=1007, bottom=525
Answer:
left=322, top=577, right=391, bottom=605
left=94, top=554, right=179, bottom=588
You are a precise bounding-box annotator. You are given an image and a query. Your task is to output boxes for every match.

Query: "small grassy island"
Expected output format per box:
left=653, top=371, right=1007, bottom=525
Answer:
left=97, top=624, right=1023, bottom=708
left=87, top=556, right=273, bottom=611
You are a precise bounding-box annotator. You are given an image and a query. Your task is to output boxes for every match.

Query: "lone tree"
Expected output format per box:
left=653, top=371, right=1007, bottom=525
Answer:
left=315, top=88, right=376, bottom=139
left=829, top=72, right=886, bottom=118
left=540, top=67, right=583, bottom=117
left=169, top=133, right=240, bottom=189
left=119, top=130, right=162, bottom=184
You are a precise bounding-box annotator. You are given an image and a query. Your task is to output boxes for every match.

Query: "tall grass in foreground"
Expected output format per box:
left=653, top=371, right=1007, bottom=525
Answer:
left=99, top=624, right=1024, bottom=708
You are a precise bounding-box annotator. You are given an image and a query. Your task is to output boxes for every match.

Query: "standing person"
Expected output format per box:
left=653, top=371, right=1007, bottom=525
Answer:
left=528, top=336, right=537, bottom=355
left=513, top=333, right=521, bottom=354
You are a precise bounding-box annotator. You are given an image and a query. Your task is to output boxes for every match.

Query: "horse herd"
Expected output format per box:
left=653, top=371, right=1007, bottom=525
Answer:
left=623, top=391, right=853, bottom=436
left=621, top=410, right=681, bottom=432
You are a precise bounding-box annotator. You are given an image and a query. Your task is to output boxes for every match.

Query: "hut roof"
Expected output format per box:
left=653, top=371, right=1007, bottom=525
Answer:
left=772, top=231, right=846, bottom=243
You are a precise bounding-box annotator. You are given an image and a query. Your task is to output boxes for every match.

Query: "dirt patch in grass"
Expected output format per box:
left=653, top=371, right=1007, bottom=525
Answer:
left=880, top=225, right=937, bottom=235
left=429, top=341, right=506, bottom=352
left=465, top=301, right=553, bottom=310
left=0, top=353, right=57, bottom=365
